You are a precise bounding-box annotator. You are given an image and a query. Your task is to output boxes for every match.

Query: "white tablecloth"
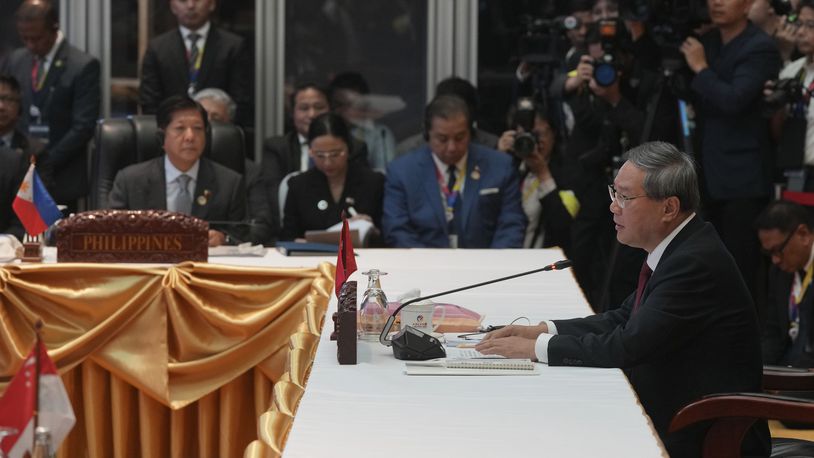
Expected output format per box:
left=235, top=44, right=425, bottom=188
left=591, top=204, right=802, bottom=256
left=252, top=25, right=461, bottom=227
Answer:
left=275, top=248, right=667, bottom=458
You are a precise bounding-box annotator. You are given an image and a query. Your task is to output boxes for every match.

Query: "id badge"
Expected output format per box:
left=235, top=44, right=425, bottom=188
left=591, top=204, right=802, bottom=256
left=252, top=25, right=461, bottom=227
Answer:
left=29, top=124, right=50, bottom=144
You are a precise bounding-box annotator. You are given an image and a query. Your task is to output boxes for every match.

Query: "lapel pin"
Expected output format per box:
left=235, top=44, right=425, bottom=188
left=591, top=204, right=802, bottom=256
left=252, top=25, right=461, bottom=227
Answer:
left=471, top=166, right=481, bottom=181
left=317, top=200, right=329, bottom=211
left=54, top=60, right=64, bottom=68
left=197, top=190, right=211, bottom=206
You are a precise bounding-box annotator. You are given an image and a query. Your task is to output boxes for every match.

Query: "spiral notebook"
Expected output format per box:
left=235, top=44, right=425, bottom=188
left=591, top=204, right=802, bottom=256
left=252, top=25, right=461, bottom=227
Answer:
left=404, top=358, right=539, bottom=376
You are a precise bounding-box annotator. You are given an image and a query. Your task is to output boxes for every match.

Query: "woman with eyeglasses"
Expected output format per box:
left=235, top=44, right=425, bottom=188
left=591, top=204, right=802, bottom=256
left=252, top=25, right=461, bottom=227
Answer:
left=280, top=112, right=384, bottom=242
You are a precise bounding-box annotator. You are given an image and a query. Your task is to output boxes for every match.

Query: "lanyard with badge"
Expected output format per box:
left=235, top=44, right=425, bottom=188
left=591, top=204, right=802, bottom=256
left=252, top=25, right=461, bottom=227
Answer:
left=187, top=38, right=205, bottom=96
left=29, top=57, right=51, bottom=143
left=436, top=165, right=462, bottom=248
left=789, top=262, right=814, bottom=340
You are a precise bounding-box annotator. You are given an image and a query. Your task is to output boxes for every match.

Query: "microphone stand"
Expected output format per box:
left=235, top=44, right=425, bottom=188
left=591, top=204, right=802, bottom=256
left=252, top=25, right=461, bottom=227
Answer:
left=378, top=259, right=573, bottom=360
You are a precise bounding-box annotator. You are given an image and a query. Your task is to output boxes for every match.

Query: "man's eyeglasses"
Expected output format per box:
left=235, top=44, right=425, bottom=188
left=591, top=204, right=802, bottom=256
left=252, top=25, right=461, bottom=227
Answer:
left=761, top=230, right=795, bottom=258
left=0, top=95, right=20, bottom=104
left=608, top=185, right=647, bottom=209
left=312, top=149, right=346, bottom=160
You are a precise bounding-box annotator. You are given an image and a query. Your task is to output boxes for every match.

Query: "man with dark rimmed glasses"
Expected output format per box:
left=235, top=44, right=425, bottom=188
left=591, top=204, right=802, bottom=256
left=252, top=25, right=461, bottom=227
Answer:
left=756, top=200, right=814, bottom=368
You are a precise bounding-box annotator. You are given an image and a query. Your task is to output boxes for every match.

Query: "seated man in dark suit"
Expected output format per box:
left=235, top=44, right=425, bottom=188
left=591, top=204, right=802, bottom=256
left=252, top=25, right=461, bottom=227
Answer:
left=477, top=142, right=769, bottom=457
left=1, top=0, right=100, bottom=213
left=756, top=200, right=814, bottom=368
left=193, top=87, right=276, bottom=245
left=139, top=0, right=252, bottom=127
left=0, top=74, right=50, bottom=173
left=383, top=95, right=525, bottom=248
left=109, top=95, right=247, bottom=247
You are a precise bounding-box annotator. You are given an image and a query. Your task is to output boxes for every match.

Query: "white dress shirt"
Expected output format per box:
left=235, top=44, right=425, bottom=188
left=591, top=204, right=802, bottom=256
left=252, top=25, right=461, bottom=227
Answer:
left=164, top=156, right=200, bottom=212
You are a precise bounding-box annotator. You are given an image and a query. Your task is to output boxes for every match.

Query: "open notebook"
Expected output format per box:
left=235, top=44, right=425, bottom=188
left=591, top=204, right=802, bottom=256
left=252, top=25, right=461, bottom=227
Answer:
left=404, top=347, right=539, bottom=375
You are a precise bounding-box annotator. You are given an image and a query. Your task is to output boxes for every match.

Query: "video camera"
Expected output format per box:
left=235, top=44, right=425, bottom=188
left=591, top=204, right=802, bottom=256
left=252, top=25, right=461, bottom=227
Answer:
left=516, top=14, right=580, bottom=85
left=620, top=0, right=708, bottom=71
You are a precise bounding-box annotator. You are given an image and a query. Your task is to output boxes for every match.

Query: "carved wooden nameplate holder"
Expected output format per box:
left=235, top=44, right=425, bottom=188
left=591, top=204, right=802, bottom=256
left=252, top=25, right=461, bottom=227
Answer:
left=55, top=210, right=208, bottom=263
left=331, top=281, right=357, bottom=365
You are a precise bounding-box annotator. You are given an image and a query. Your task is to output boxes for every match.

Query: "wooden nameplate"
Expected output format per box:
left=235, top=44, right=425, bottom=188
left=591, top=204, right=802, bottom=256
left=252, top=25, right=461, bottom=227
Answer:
left=55, top=210, right=208, bottom=263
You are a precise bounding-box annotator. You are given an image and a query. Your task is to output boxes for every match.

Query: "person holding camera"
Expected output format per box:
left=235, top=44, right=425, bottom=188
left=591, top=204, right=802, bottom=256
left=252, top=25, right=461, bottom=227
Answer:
left=766, top=0, right=814, bottom=191
left=680, top=0, right=782, bottom=303
left=497, top=100, right=575, bottom=251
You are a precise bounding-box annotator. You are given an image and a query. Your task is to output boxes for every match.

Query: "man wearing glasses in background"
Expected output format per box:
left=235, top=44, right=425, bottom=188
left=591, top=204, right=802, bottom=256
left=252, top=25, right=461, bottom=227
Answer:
left=477, top=142, right=768, bottom=457
left=756, top=200, right=814, bottom=368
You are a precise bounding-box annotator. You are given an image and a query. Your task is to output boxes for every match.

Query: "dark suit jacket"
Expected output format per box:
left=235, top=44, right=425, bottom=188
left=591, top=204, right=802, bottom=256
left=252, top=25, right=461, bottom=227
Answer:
left=763, top=266, right=814, bottom=368
left=548, top=217, right=769, bottom=458
left=280, top=166, right=384, bottom=241
left=261, top=131, right=369, bottom=235
left=139, top=26, right=252, bottom=126
left=108, top=156, right=247, bottom=241
left=692, top=22, right=781, bottom=200
left=382, top=144, right=526, bottom=248
left=1, top=41, right=100, bottom=203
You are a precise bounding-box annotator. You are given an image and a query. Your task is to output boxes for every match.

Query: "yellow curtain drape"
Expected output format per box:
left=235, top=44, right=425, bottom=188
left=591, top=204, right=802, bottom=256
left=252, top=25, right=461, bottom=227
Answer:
left=243, top=271, right=331, bottom=458
left=0, top=261, right=333, bottom=458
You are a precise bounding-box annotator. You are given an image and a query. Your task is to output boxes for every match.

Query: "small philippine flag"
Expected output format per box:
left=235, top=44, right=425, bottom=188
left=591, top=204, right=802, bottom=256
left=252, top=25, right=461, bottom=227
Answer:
left=12, top=164, right=62, bottom=236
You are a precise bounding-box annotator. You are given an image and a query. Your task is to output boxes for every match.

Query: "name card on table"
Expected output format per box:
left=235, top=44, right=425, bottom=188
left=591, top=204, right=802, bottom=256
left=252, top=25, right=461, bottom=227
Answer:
left=55, top=210, right=208, bottom=263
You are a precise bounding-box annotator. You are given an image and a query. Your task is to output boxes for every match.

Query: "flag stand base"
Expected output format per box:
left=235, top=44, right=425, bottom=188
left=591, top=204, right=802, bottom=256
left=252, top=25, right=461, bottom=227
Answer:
left=22, top=241, right=43, bottom=262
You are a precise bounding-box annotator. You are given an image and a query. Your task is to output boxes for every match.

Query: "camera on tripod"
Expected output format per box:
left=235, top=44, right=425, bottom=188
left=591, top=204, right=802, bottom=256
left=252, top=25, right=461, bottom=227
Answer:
left=511, top=98, right=539, bottom=160
left=765, top=78, right=805, bottom=109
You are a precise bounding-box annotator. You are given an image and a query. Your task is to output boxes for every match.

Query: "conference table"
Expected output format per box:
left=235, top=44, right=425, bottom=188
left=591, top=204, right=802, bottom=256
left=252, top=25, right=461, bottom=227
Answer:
left=258, top=248, right=668, bottom=457
left=11, top=247, right=665, bottom=457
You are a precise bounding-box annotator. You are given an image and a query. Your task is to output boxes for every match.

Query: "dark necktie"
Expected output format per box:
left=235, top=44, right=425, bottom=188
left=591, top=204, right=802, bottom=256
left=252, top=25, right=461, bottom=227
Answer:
left=0, top=138, right=6, bottom=148
left=31, top=57, right=44, bottom=91
left=188, top=33, right=201, bottom=80
left=446, top=165, right=458, bottom=235
left=175, top=174, right=193, bottom=214
left=447, top=164, right=457, bottom=192
left=633, top=261, right=652, bottom=313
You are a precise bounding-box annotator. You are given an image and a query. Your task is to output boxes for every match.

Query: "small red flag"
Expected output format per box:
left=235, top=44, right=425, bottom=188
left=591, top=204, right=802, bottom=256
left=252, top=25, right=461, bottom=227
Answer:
left=335, top=215, right=357, bottom=298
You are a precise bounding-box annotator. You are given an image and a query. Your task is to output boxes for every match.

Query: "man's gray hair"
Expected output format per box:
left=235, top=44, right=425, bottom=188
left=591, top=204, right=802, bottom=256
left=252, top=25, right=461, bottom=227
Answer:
left=193, top=88, right=236, bottom=122
left=626, top=141, right=700, bottom=212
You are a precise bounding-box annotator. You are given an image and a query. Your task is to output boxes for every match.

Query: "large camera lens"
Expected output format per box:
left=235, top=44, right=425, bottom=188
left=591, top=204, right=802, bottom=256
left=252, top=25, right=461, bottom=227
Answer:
left=593, top=60, right=617, bottom=87
left=513, top=133, right=537, bottom=159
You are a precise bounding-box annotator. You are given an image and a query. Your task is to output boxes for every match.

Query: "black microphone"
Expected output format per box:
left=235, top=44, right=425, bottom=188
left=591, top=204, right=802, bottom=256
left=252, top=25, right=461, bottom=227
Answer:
left=378, top=259, right=573, bottom=360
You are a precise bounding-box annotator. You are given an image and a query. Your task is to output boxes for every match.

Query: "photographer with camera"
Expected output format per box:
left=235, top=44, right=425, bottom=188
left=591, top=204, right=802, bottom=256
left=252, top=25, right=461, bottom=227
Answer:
left=680, top=0, right=782, bottom=302
left=766, top=0, right=814, bottom=190
left=497, top=99, right=575, bottom=250
left=750, top=0, right=800, bottom=63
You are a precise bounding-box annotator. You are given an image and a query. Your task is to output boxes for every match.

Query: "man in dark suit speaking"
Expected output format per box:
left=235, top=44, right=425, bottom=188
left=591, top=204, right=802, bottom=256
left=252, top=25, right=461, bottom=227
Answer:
left=109, top=95, right=246, bottom=247
left=477, top=142, right=768, bottom=457
left=139, top=0, right=251, bottom=127
left=1, top=0, right=100, bottom=213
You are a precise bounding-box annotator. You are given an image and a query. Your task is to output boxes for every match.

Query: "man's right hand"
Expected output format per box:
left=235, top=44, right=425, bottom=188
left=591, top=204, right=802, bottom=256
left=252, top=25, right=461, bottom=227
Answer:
left=497, top=130, right=516, bottom=153
left=480, top=323, right=549, bottom=342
